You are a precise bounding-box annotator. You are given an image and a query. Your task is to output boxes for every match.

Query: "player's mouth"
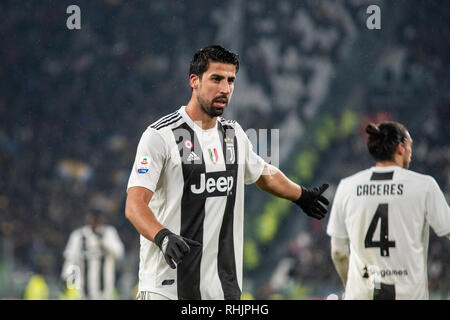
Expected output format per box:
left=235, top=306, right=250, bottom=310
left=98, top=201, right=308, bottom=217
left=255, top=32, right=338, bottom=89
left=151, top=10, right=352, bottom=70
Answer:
left=213, top=97, right=228, bottom=108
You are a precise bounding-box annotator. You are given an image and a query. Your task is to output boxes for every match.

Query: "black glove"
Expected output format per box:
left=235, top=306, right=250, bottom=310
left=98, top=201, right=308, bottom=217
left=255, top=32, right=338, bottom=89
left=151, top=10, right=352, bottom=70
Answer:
left=154, top=228, right=201, bottom=269
left=293, top=184, right=330, bottom=220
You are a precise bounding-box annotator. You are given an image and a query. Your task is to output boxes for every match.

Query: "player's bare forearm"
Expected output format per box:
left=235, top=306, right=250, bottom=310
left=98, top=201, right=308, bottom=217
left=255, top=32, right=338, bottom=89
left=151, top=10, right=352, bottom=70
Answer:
left=331, top=237, right=350, bottom=288
left=125, top=186, right=164, bottom=242
left=255, top=164, right=302, bottom=201
left=332, top=251, right=349, bottom=287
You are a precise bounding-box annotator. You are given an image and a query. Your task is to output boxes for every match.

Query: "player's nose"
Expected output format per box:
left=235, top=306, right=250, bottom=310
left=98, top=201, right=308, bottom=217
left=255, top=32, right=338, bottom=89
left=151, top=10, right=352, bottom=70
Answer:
left=219, top=81, right=231, bottom=95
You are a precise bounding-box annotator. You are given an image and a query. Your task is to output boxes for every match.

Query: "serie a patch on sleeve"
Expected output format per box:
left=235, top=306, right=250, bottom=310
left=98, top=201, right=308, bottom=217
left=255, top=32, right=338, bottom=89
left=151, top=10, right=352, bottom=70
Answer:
left=137, top=156, right=150, bottom=174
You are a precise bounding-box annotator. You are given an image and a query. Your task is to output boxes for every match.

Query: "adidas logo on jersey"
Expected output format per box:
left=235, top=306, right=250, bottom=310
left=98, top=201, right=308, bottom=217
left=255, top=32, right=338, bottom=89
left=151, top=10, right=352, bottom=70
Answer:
left=186, top=151, right=200, bottom=162
left=191, top=172, right=234, bottom=197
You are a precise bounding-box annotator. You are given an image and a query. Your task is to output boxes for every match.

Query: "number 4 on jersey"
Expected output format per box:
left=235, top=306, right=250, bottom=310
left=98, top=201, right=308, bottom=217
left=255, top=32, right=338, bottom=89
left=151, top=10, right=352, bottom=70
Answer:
left=364, top=203, right=396, bottom=256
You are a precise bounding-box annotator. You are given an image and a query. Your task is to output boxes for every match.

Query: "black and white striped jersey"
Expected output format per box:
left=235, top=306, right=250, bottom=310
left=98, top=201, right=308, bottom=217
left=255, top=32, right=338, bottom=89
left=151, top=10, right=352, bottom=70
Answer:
left=327, top=166, right=450, bottom=299
left=127, top=106, right=266, bottom=300
left=61, top=225, right=124, bottom=299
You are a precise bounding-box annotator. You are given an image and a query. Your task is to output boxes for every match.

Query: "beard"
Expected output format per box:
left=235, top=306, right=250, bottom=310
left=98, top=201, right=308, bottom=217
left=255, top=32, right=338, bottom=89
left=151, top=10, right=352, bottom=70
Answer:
left=197, top=95, right=227, bottom=118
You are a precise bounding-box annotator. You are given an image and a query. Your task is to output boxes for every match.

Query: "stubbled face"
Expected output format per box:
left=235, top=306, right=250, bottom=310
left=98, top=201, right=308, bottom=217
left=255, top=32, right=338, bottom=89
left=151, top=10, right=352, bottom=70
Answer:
left=402, top=131, right=413, bottom=169
left=192, top=61, right=236, bottom=118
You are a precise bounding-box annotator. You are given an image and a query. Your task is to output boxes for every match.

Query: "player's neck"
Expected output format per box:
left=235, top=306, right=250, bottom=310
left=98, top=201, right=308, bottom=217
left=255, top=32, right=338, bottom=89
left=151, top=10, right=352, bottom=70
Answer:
left=185, top=101, right=217, bottom=130
left=375, top=160, right=401, bottom=168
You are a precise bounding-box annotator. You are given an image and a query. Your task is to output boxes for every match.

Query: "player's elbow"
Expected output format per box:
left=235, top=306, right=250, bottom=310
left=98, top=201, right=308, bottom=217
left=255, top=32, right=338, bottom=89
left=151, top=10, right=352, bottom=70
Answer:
left=125, top=196, right=137, bottom=222
left=331, top=248, right=349, bottom=264
left=330, top=237, right=349, bottom=262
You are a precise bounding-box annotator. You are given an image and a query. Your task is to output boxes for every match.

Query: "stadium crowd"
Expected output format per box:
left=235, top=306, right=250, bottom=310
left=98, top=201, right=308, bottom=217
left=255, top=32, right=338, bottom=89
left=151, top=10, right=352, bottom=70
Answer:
left=0, top=0, right=448, bottom=299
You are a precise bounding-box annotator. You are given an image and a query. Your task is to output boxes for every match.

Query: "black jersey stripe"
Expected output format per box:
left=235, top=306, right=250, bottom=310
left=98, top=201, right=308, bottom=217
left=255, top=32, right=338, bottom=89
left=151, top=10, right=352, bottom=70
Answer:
left=370, top=171, right=394, bottom=181
left=99, top=232, right=105, bottom=293
left=81, top=234, right=89, bottom=299
left=217, top=121, right=241, bottom=300
left=153, top=114, right=182, bottom=130
left=172, top=122, right=205, bottom=300
left=149, top=111, right=178, bottom=128
left=150, top=112, right=180, bottom=129
left=150, top=111, right=179, bottom=128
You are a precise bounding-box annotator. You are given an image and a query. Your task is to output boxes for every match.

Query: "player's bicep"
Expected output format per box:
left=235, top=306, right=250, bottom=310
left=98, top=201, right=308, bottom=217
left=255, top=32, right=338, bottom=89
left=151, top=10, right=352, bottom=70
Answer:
left=326, top=182, right=349, bottom=239
left=426, top=178, right=450, bottom=237
left=127, top=129, right=167, bottom=193
left=331, top=237, right=350, bottom=255
left=126, top=186, right=154, bottom=209
left=240, top=126, right=265, bottom=184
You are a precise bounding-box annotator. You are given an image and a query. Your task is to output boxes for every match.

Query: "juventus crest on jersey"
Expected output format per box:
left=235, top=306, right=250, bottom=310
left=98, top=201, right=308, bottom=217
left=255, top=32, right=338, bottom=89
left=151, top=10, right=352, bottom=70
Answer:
left=327, top=166, right=450, bottom=300
left=127, top=106, right=266, bottom=300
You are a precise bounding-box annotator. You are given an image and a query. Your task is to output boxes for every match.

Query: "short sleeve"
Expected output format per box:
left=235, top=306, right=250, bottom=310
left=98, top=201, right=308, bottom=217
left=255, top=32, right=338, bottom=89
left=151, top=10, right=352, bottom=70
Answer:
left=237, top=125, right=266, bottom=185
left=127, top=128, right=167, bottom=193
left=425, top=177, right=450, bottom=237
left=326, top=180, right=349, bottom=239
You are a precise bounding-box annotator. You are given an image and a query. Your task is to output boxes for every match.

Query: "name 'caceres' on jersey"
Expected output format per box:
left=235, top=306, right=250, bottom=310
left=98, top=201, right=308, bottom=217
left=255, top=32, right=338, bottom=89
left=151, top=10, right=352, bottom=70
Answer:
left=356, top=183, right=404, bottom=196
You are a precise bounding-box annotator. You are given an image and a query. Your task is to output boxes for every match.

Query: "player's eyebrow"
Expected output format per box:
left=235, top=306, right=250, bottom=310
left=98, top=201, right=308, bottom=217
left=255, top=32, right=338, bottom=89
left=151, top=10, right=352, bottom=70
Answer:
left=210, top=74, right=235, bottom=82
left=210, top=73, right=224, bottom=79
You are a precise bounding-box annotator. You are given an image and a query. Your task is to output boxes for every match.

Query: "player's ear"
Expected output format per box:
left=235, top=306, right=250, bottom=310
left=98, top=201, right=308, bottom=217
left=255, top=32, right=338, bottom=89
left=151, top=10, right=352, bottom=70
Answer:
left=396, top=142, right=405, bottom=155
left=190, top=74, right=200, bottom=90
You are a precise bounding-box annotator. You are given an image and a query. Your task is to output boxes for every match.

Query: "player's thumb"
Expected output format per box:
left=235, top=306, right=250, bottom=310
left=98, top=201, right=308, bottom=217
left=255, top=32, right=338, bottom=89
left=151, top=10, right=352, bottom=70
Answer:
left=317, top=183, right=329, bottom=195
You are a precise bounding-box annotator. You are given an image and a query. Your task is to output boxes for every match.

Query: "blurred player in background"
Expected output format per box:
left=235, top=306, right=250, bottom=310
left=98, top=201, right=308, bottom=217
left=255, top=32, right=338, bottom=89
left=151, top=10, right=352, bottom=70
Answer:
left=61, top=209, right=124, bottom=299
left=125, top=45, right=330, bottom=300
left=327, top=121, right=450, bottom=300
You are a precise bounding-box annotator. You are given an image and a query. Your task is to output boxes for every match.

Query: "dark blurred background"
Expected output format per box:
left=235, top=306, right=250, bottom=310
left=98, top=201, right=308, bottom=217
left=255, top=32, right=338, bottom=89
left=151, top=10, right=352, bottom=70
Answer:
left=0, top=0, right=449, bottom=299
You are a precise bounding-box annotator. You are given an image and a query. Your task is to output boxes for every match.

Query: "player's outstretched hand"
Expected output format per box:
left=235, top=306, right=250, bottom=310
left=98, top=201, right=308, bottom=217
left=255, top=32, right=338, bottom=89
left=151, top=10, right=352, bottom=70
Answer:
left=154, top=228, right=201, bottom=269
left=293, top=184, right=330, bottom=220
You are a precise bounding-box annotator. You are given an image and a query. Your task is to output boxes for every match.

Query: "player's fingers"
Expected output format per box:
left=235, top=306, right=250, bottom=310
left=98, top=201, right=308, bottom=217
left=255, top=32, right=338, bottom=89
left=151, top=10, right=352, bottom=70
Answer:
left=314, top=202, right=328, bottom=215
left=317, top=195, right=330, bottom=206
left=176, top=238, right=191, bottom=255
left=165, top=256, right=176, bottom=269
left=169, top=244, right=184, bottom=263
left=184, top=238, right=202, bottom=248
left=310, top=213, right=323, bottom=220
left=173, top=240, right=191, bottom=263
left=312, top=207, right=326, bottom=219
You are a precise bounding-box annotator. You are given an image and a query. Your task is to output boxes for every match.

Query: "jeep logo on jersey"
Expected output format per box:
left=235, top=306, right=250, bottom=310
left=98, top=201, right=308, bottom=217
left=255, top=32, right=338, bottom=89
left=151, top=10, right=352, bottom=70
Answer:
left=190, top=171, right=234, bottom=197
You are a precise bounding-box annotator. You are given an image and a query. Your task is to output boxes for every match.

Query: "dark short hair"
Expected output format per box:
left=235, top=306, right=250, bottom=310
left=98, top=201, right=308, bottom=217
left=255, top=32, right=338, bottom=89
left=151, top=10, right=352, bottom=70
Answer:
left=189, top=45, right=239, bottom=78
left=365, top=121, right=408, bottom=162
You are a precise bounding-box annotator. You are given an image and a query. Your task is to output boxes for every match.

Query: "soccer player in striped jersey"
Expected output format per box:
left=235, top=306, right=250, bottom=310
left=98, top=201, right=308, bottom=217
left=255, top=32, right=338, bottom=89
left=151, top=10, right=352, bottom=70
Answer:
left=61, top=211, right=124, bottom=299
left=125, top=45, right=330, bottom=300
left=327, top=121, right=450, bottom=300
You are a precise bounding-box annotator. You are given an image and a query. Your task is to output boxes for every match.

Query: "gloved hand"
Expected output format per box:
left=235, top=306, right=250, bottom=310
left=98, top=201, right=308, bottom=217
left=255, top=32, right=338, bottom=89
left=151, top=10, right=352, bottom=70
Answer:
left=154, top=228, right=201, bottom=269
left=293, top=184, right=330, bottom=219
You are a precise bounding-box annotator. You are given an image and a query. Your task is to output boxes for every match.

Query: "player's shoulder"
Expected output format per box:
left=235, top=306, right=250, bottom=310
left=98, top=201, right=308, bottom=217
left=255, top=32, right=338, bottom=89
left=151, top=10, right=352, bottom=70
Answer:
left=69, top=227, right=84, bottom=236
left=70, top=225, right=89, bottom=237
left=147, top=110, right=184, bottom=133
left=339, top=168, right=372, bottom=185
left=396, top=167, right=434, bottom=183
